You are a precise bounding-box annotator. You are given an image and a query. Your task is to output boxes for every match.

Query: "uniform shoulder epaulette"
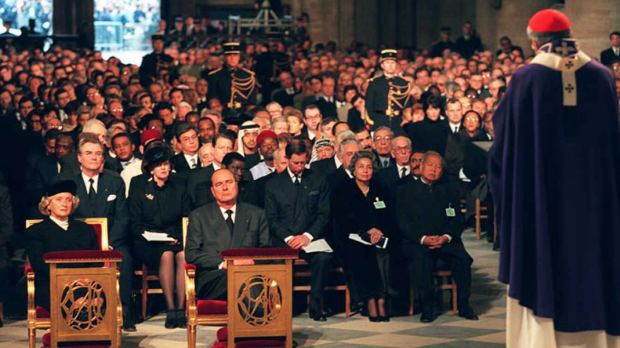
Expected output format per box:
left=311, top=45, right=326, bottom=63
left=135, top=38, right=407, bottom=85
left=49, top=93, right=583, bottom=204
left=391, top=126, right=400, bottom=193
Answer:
left=367, top=72, right=384, bottom=83
left=239, top=67, right=256, bottom=76
left=208, top=68, right=222, bottom=75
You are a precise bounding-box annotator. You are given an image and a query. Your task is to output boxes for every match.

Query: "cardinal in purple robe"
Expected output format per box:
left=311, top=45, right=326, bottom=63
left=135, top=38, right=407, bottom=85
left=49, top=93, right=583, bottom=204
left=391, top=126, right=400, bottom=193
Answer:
left=489, top=9, right=620, bottom=347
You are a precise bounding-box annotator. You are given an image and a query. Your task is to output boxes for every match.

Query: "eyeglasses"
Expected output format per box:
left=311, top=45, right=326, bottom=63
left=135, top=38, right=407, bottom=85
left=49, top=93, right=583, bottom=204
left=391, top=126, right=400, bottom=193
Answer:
left=374, top=136, right=392, bottom=142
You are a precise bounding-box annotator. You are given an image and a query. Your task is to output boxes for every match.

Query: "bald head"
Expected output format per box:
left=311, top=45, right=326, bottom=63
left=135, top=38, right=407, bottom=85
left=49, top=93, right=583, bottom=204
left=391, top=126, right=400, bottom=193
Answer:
left=210, top=169, right=238, bottom=207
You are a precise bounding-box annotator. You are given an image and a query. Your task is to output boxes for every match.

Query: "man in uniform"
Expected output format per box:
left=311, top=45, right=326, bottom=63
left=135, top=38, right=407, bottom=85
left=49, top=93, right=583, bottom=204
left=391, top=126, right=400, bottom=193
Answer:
left=138, top=34, right=174, bottom=88
left=365, top=49, right=412, bottom=135
left=489, top=9, right=620, bottom=346
left=207, top=41, right=257, bottom=114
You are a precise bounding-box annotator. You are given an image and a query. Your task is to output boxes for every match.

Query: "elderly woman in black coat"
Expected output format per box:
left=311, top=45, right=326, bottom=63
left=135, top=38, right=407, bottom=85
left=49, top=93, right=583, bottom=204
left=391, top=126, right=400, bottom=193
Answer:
left=25, top=180, right=99, bottom=310
left=332, top=150, right=395, bottom=321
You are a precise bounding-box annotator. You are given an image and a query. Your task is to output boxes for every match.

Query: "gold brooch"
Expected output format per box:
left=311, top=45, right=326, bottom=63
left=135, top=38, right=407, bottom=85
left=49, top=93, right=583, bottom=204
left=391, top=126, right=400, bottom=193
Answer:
left=145, top=194, right=154, bottom=200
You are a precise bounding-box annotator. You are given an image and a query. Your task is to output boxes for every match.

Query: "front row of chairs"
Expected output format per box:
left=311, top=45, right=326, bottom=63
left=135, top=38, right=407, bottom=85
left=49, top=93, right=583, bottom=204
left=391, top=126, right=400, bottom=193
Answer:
left=25, top=217, right=463, bottom=348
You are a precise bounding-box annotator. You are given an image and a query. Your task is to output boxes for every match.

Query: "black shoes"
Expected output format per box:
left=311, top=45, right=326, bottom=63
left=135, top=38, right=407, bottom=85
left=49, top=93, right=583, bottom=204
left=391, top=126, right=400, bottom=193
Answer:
left=420, top=311, right=437, bottom=323
left=458, top=310, right=479, bottom=320
left=309, top=311, right=327, bottom=322
left=165, top=310, right=176, bottom=329
left=122, top=306, right=137, bottom=332
left=176, top=309, right=187, bottom=328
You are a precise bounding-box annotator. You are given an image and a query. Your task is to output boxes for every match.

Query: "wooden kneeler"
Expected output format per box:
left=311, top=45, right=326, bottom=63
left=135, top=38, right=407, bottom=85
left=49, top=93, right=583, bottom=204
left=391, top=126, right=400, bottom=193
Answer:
left=45, top=250, right=123, bottom=348
left=222, top=248, right=298, bottom=348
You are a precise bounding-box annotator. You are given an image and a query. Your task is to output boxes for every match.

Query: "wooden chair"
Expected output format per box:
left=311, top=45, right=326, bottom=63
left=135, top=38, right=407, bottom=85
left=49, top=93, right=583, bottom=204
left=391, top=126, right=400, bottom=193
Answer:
left=25, top=218, right=109, bottom=348
left=44, top=250, right=122, bottom=348
left=136, top=217, right=189, bottom=320
left=292, top=259, right=353, bottom=317
left=408, top=270, right=458, bottom=316
left=474, top=198, right=489, bottom=240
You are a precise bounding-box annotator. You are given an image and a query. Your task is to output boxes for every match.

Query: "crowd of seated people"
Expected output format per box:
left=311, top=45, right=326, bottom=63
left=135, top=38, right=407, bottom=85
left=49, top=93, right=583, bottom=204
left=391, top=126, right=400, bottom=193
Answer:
left=1, top=16, right=619, bottom=332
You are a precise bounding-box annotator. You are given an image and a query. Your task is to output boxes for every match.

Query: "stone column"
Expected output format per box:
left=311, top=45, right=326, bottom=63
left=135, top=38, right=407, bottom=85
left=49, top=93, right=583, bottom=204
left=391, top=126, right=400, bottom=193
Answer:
left=564, top=0, right=620, bottom=58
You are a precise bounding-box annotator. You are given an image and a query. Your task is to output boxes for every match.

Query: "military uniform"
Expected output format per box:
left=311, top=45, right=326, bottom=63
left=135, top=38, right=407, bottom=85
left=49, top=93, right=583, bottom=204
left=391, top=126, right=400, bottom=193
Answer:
left=138, top=34, right=174, bottom=87
left=365, top=49, right=412, bottom=134
left=207, top=42, right=257, bottom=112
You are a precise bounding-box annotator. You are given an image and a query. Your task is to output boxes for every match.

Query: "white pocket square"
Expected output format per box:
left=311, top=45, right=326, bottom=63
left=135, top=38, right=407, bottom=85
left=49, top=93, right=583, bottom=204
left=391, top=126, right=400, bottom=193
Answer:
left=107, top=194, right=117, bottom=202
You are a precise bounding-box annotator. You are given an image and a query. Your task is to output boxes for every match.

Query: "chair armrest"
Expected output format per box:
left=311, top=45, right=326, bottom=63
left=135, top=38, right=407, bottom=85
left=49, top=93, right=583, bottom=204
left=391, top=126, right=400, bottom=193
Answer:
left=185, top=263, right=197, bottom=324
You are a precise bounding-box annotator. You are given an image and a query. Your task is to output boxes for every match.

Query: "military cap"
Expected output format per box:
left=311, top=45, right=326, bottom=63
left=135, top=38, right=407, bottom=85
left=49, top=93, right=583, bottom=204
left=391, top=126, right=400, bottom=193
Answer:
left=380, top=49, right=398, bottom=62
left=223, top=41, right=241, bottom=55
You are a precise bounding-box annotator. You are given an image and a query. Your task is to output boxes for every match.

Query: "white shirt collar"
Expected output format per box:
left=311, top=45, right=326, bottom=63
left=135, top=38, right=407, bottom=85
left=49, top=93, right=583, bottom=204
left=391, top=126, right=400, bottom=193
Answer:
left=287, top=167, right=301, bottom=183
left=449, top=122, right=460, bottom=133
left=212, top=162, right=221, bottom=171
left=396, top=164, right=410, bottom=177
left=81, top=172, right=99, bottom=194
left=219, top=204, right=237, bottom=222
left=345, top=169, right=353, bottom=178
left=334, top=156, right=342, bottom=168
left=50, top=215, right=69, bottom=230
left=184, top=153, right=199, bottom=168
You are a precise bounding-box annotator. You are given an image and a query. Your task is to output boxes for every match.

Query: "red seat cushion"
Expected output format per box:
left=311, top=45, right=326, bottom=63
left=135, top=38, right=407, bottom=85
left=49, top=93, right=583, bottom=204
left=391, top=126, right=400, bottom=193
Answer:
left=214, top=327, right=285, bottom=348
left=197, top=300, right=227, bottom=315
left=41, top=333, right=109, bottom=348
left=36, top=306, right=50, bottom=319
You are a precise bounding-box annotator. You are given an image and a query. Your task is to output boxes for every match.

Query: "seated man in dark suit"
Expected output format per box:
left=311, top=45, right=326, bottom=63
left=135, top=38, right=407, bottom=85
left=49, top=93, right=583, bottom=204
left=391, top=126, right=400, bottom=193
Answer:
left=58, top=132, right=136, bottom=330
left=265, top=140, right=333, bottom=321
left=171, top=122, right=201, bottom=173
left=186, top=132, right=235, bottom=208
left=396, top=151, right=477, bottom=323
left=376, top=136, right=412, bottom=195
left=600, top=31, right=620, bottom=66
left=271, top=71, right=298, bottom=107
left=185, top=169, right=271, bottom=300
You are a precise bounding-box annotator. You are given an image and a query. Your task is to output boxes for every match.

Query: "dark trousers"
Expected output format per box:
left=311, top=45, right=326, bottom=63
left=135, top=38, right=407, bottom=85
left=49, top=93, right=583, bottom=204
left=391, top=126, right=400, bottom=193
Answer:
left=300, top=251, right=332, bottom=313
left=114, top=245, right=134, bottom=309
left=407, top=241, right=473, bottom=313
left=197, top=269, right=227, bottom=300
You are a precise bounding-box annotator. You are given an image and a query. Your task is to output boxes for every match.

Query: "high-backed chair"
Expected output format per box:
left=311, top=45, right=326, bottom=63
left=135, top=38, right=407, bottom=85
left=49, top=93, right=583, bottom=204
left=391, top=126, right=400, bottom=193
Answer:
left=25, top=218, right=109, bottom=348
left=474, top=198, right=488, bottom=240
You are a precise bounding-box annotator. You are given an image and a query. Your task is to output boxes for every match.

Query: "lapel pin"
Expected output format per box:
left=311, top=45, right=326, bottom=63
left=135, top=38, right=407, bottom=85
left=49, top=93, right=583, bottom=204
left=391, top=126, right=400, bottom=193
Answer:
left=145, top=193, right=154, bottom=200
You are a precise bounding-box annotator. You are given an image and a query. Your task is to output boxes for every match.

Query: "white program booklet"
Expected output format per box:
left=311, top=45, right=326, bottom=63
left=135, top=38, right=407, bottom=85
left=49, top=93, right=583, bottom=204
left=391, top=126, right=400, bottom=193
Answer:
left=142, top=231, right=176, bottom=242
left=302, top=239, right=333, bottom=253
left=349, top=233, right=389, bottom=249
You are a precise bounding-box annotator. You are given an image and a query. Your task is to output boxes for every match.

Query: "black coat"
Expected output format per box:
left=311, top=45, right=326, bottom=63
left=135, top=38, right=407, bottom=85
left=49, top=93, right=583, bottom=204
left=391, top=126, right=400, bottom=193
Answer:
left=128, top=174, right=190, bottom=243
left=395, top=179, right=464, bottom=250
left=186, top=164, right=217, bottom=208
left=264, top=170, right=330, bottom=246
left=404, top=118, right=449, bottom=154
left=271, top=88, right=297, bottom=107
left=25, top=218, right=98, bottom=308
left=310, top=157, right=337, bottom=177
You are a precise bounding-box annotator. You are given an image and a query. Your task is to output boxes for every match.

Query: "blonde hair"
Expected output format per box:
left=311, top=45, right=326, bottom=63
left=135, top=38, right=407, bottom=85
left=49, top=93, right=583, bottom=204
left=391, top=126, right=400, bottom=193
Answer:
left=38, top=195, right=80, bottom=216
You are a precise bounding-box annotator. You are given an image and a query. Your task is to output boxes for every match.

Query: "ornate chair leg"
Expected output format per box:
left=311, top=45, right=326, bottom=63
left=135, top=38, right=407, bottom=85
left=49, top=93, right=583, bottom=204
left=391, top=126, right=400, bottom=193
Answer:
left=28, top=328, right=36, bottom=348
left=187, top=324, right=196, bottom=348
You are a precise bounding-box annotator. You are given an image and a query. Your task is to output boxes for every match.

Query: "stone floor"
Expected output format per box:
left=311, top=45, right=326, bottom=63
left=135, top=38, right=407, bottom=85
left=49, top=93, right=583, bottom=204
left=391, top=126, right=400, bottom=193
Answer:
left=0, top=229, right=506, bottom=347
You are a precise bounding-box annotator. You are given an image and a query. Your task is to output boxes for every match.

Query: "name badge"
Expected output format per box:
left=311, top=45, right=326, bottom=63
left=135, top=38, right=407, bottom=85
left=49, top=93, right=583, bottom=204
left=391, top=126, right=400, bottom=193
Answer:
left=445, top=206, right=456, bottom=217
left=373, top=198, right=386, bottom=209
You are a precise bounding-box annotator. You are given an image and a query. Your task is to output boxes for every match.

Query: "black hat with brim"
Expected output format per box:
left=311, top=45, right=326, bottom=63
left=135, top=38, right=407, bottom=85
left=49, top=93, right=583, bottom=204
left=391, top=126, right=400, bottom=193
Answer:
left=46, top=180, right=77, bottom=197
left=143, top=144, right=174, bottom=172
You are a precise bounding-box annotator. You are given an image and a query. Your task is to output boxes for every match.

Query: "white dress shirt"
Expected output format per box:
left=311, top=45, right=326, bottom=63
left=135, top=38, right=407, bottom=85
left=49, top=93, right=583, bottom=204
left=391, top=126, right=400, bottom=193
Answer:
left=81, top=173, right=99, bottom=194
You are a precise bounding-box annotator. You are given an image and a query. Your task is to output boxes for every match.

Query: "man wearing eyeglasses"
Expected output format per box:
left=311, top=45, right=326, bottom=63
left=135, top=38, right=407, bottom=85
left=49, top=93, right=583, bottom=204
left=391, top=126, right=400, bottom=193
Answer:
left=372, top=127, right=394, bottom=169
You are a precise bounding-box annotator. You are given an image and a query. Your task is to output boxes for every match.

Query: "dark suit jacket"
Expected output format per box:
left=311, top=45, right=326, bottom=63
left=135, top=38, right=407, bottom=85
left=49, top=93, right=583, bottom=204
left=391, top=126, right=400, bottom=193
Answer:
left=600, top=47, right=620, bottom=66
left=326, top=166, right=352, bottom=190
left=60, top=170, right=129, bottom=248
left=185, top=202, right=271, bottom=293
left=395, top=179, right=463, bottom=251
left=375, top=164, right=408, bottom=199
left=310, top=157, right=337, bottom=177
left=254, top=172, right=276, bottom=208
left=271, top=88, right=297, bottom=107
left=171, top=153, right=193, bottom=173
left=315, top=97, right=338, bottom=118
left=264, top=170, right=330, bottom=246
left=186, top=164, right=216, bottom=207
